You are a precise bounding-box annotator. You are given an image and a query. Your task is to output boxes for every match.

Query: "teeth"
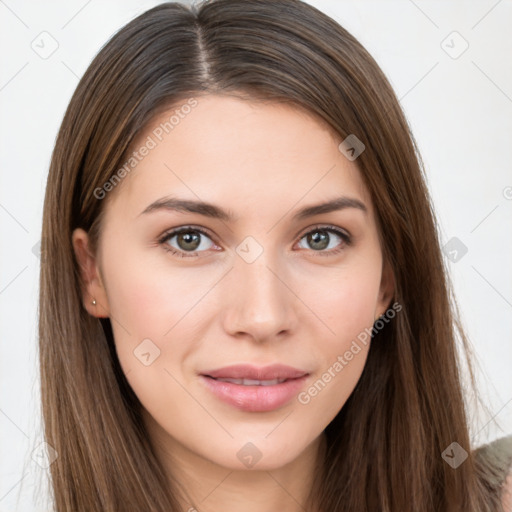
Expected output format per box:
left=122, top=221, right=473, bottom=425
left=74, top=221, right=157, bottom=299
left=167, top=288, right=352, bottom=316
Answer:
left=215, top=377, right=287, bottom=386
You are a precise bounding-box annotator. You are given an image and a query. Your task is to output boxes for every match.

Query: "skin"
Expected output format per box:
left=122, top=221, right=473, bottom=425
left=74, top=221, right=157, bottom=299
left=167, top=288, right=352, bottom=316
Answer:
left=73, top=94, right=394, bottom=512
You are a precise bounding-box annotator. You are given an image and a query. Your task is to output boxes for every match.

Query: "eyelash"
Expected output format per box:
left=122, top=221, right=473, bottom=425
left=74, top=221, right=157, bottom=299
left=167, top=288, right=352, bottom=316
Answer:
left=157, top=224, right=352, bottom=259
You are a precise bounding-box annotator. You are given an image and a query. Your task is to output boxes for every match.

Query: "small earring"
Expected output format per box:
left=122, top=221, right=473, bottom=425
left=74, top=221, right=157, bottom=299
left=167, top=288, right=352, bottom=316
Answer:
left=92, top=299, right=97, bottom=306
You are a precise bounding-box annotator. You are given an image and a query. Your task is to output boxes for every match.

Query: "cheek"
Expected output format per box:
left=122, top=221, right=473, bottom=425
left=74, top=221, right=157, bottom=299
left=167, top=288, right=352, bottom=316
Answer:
left=102, top=261, right=199, bottom=422
left=296, top=263, right=380, bottom=417
left=99, top=244, right=191, bottom=375
left=309, top=262, right=381, bottom=344
left=102, top=244, right=216, bottom=337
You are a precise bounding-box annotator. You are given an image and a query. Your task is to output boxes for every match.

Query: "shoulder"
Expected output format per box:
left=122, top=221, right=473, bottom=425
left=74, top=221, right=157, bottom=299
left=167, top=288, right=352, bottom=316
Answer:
left=473, top=434, right=512, bottom=511
left=502, top=468, right=512, bottom=511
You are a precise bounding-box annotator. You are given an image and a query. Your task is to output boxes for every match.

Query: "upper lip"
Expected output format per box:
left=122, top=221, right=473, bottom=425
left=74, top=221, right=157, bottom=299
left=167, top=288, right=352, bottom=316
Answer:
left=201, top=364, right=309, bottom=381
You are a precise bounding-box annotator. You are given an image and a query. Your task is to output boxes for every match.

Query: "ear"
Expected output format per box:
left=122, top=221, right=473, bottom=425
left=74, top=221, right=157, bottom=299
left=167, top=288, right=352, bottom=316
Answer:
left=72, top=228, right=110, bottom=318
left=375, top=257, right=395, bottom=321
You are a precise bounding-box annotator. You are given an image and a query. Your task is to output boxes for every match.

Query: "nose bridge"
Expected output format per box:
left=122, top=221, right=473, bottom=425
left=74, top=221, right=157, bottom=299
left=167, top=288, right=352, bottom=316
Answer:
left=223, top=241, right=296, bottom=339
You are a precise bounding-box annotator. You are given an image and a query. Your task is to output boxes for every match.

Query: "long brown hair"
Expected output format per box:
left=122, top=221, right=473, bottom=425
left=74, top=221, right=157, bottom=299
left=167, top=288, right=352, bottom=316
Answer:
left=39, top=0, right=499, bottom=510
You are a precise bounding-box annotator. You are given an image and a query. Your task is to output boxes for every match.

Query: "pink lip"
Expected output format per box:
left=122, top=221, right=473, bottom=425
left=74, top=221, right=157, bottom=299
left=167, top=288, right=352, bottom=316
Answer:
left=201, top=364, right=308, bottom=381
left=200, top=374, right=309, bottom=412
left=199, top=364, right=310, bottom=413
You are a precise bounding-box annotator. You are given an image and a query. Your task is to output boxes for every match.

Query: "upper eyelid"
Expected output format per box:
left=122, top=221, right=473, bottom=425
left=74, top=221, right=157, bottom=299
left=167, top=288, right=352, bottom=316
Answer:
left=294, top=224, right=350, bottom=241
left=159, top=225, right=217, bottom=244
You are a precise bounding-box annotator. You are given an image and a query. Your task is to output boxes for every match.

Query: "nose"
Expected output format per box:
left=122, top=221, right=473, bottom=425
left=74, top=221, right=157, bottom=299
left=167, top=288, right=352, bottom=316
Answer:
left=221, top=251, right=298, bottom=343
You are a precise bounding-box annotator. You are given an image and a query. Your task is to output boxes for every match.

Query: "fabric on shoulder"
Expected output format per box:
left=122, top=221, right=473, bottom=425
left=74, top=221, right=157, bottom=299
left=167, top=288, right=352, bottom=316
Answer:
left=474, top=434, right=512, bottom=511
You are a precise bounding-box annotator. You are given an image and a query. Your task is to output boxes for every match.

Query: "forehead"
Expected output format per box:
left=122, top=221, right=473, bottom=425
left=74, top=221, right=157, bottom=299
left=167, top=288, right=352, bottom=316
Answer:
left=107, top=94, right=373, bottom=221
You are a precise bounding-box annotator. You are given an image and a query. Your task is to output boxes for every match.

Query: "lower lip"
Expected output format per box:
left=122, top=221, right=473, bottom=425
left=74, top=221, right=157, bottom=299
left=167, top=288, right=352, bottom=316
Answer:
left=200, top=375, right=308, bottom=412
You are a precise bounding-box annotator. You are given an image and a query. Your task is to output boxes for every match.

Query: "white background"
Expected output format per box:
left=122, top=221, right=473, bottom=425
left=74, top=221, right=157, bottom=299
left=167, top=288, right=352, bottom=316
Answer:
left=1, top=0, right=511, bottom=510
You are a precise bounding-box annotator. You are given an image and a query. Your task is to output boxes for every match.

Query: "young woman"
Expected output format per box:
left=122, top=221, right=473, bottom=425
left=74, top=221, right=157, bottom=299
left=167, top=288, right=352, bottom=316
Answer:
left=39, top=0, right=512, bottom=510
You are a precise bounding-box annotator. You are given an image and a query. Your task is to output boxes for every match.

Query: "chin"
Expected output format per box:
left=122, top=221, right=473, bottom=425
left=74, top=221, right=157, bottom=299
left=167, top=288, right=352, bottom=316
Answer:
left=201, top=435, right=313, bottom=472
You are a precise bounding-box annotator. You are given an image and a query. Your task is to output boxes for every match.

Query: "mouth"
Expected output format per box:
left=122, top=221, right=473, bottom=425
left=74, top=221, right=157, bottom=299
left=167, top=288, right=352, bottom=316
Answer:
left=200, top=363, right=309, bottom=381
left=198, top=365, right=310, bottom=412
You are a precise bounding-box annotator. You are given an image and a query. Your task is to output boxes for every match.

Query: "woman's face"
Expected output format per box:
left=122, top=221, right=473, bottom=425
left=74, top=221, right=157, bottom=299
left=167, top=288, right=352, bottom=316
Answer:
left=73, top=94, right=393, bottom=473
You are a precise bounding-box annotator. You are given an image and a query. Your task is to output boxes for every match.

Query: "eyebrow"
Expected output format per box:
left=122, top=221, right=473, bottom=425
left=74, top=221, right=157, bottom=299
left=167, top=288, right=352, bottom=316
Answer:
left=139, top=195, right=367, bottom=222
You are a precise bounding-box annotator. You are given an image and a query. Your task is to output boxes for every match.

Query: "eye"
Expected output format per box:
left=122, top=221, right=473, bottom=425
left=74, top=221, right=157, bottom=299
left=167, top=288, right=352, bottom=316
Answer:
left=295, top=225, right=352, bottom=256
left=158, top=226, right=217, bottom=258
